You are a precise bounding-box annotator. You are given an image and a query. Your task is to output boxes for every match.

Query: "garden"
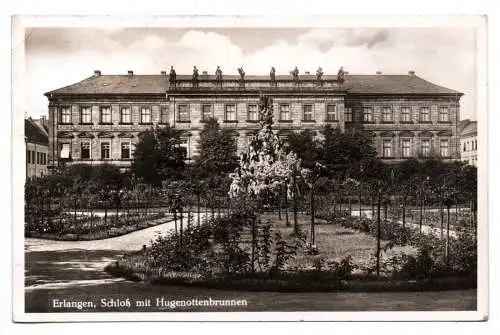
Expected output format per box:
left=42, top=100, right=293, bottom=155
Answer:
left=99, top=95, right=477, bottom=292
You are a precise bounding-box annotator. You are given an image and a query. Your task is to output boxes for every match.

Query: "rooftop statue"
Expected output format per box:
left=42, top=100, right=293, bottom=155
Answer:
left=192, top=66, right=199, bottom=87
left=291, top=66, right=299, bottom=81
left=169, top=66, right=176, bottom=84
left=215, top=66, right=223, bottom=80
left=237, top=67, right=245, bottom=80
left=270, top=66, right=276, bottom=81
left=338, top=66, right=345, bottom=85
left=316, top=66, right=323, bottom=81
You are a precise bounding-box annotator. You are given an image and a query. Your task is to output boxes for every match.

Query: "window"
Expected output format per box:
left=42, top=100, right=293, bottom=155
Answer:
left=225, top=104, right=236, bottom=121
left=202, top=105, right=212, bottom=121
left=140, top=107, right=151, bottom=124
left=421, top=139, right=431, bottom=157
left=440, top=139, right=449, bottom=157
left=31, top=151, right=35, bottom=164
left=345, top=108, right=352, bottom=122
left=420, top=107, right=430, bottom=122
left=326, top=104, right=337, bottom=121
left=37, top=152, right=40, bottom=164
left=382, top=107, right=393, bottom=122
left=26, top=150, right=30, bottom=164
left=60, top=143, right=71, bottom=159
left=247, top=104, right=258, bottom=121
left=363, top=107, right=373, bottom=123
left=279, top=104, right=291, bottom=121
left=81, top=142, right=91, bottom=159
left=101, top=142, right=110, bottom=159
left=178, top=105, right=190, bottom=122
left=42, top=153, right=46, bottom=165
left=303, top=104, right=313, bottom=121
left=80, top=106, right=91, bottom=124
left=439, top=107, right=450, bottom=122
left=121, top=142, right=131, bottom=159
left=463, top=142, right=466, bottom=152
left=401, top=107, right=411, bottom=122
left=59, top=107, right=71, bottom=124
left=474, top=139, right=477, bottom=150
left=401, top=139, right=411, bottom=158
left=100, top=106, right=112, bottom=124
left=180, top=138, right=190, bottom=159
left=160, top=107, right=169, bottom=124
left=382, top=139, right=393, bottom=157
left=121, top=107, right=131, bottom=124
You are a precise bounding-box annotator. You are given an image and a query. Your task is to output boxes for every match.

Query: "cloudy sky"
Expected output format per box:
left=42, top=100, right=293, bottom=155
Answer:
left=25, top=27, right=477, bottom=120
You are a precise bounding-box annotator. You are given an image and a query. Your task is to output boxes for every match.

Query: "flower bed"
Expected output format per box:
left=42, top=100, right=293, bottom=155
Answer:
left=104, top=211, right=477, bottom=292
left=25, top=212, right=170, bottom=241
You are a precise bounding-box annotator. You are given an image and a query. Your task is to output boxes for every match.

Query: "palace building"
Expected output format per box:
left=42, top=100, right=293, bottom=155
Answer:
left=44, top=68, right=463, bottom=170
left=25, top=117, right=49, bottom=178
left=459, top=119, right=478, bottom=166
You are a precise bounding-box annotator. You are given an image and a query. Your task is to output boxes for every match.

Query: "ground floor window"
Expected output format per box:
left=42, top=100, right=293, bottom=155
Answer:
left=382, top=139, right=393, bottom=157
left=401, top=138, right=411, bottom=157
left=440, top=139, right=449, bottom=157
left=202, top=105, right=212, bottom=121
left=303, top=104, right=313, bottom=121
left=60, top=143, right=71, bottom=159
left=225, top=104, right=236, bottom=121
left=81, top=142, right=91, bottom=159
left=280, top=104, right=291, bottom=121
left=421, top=139, right=431, bottom=157
left=121, top=142, right=131, bottom=159
left=247, top=104, right=258, bottom=121
left=101, top=142, right=110, bottom=159
left=344, top=107, right=352, bottom=122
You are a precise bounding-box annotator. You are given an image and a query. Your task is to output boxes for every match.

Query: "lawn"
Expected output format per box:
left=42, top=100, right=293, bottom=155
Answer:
left=257, top=212, right=416, bottom=272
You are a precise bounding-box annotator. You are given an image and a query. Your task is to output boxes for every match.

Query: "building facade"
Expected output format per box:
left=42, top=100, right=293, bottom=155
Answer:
left=25, top=117, right=49, bottom=178
left=44, top=69, right=463, bottom=170
left=459, top=119, right=478, bottom=166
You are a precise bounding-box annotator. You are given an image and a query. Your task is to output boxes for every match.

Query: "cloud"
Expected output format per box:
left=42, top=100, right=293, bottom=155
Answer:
left=24, top=27, right=477, bottom=120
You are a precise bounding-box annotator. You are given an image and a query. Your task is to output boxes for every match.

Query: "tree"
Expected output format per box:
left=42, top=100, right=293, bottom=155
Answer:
left=131, top=125, right=186, bottom=186
left=318, top=125, right=378, bottom=180
left=286, top=130, right=319, bottom=170
left=90, top=164, right=124, bottom=224
left=194, top=118, right=238, bottom=176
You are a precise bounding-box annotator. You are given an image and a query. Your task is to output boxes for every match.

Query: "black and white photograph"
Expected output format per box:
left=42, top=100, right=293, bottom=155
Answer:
left=11, top=15, right=488, bottom=322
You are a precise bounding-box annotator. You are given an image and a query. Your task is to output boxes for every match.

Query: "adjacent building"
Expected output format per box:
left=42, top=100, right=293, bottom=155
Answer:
left=44, top=69, right=463, bottom=170
left=459, top=119, right=478, bottom=166
left=25, top=117, right=49, bottom=178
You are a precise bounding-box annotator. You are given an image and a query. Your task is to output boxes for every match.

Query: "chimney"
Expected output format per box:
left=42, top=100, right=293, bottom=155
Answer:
left=40, top=116, right=48, bottom=131
left=376, top=71, right=382, bottom=75
left=128, top=70, right=134, bottom=76
left=408, top=71, right=415, bottom=75
left=304, top=71, right=310, bottom=75
left=94, top=70, right=101, bottom=76
left=161, top=71, right=166, bottom=76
